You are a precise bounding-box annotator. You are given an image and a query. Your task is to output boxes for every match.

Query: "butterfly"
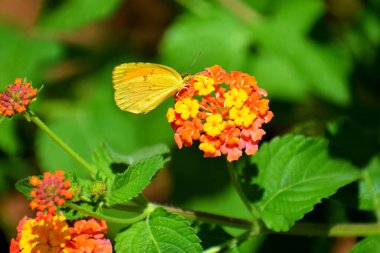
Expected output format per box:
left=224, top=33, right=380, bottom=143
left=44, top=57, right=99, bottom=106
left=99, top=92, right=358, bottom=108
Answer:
left=112, top=62, right=186, bottom=114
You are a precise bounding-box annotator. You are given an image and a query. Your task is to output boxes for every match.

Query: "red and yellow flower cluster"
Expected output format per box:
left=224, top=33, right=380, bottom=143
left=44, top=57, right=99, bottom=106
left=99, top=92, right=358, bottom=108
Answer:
left=0, top=78, right=37, bottom=117
left=29, top=170, right=74, bottom=213
left=167, top=65, right=273, bottom=162
left=10, top=212, right=112, bottom=253
left=10, top=170, right=112, bottom=253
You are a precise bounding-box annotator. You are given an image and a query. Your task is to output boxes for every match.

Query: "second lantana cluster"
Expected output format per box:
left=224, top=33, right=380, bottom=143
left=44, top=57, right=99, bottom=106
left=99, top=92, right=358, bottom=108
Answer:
left=167, top=65, right=273, bottom=162
left=10, top=170, right=112, bottom=253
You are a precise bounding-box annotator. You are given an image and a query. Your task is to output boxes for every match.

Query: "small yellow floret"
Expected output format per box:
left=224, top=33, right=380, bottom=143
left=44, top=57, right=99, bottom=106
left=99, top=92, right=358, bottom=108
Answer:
left=224, top=88, right=248, bottom=108
left=193, top=75, right=215, bottom=95
left=199, top=142, right=216, bottom=153
left=175, top=98, right=199, bottom=120
left=166, top=108, right=175, bottom=123
left=203, top=114, right=226, bottom=137
left=229, top=106, right=256, bottom=127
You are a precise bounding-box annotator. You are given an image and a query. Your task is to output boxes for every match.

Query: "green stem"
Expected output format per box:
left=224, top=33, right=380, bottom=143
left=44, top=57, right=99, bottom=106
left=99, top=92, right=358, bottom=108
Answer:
left=156, top=204, right=252, bottom=229
left=226, top=162, right=260, bottom=222
left=205, top=223, right=380, bottom=252
left=363, top=171, right=380, bottom=222
left=27, top=111, right=97, bottom=174
left=93, top=202, right=380, bottom=237
left=267, top=222, right=380, bottom=237
left=67, top=202, right=155, bottom=225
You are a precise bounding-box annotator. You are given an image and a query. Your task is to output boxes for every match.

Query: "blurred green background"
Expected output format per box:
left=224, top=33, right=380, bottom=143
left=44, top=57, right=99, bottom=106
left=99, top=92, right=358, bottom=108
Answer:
left=0, top=0, right=379, bottom=251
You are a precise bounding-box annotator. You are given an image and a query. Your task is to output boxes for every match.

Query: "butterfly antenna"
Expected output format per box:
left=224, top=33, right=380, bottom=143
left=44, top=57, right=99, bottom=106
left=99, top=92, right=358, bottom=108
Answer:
left=184, top=52, right=202, bottom=74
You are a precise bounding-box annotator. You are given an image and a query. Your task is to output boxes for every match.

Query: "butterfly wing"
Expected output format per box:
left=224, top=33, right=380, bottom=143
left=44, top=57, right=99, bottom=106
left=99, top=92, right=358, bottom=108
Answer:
left=112, top=63, right=184, bottom=113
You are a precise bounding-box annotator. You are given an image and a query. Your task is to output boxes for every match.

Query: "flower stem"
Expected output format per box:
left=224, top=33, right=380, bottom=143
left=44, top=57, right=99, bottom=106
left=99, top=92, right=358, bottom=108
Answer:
left=109, top=203, right=380, bottom=237
left=67, top=202, right=155, bottom=225
left=226, top=161, right=260, bottom=222
left=27, top=111, right=97, bottom=175
left=156, top=204, right=252, bottom=229
left=267, top=222, right=380, bottom=237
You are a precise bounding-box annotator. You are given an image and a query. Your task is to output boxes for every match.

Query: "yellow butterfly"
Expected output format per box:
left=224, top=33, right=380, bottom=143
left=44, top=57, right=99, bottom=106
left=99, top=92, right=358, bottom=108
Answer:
left=112, top=62, right=186, bottom=114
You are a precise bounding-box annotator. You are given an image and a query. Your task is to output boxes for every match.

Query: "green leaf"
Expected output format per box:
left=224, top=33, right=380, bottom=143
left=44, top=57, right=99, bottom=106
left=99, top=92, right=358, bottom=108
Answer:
left=113, top=143, right=170, bottom=165
left=252, top=134, right=359, bottom=231
left=107, top=155, right=166, bottom=206
left=350, top=236, right=380, bottom=253
left=115, top=208, right=202, bottom=253
left=92, top=143, right=115, bottom=179
left=359, top=155, right=380, bottom=211
left=159, top=7, right=251, bottom=73
left=15, top=177, right=34, bottom=199
left=40, top=0, right=123, bottom=30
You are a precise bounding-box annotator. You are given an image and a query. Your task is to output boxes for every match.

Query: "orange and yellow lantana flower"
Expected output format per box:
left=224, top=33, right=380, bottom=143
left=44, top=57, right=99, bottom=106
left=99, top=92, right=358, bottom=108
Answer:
left=167, top=65, right=273, bottom=162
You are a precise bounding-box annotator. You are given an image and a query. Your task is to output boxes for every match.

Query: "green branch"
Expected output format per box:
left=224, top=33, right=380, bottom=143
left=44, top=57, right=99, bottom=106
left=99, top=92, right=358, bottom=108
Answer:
left=26, top=111, right=97, bottom=175
left=67, top=202, right=155, bottom=225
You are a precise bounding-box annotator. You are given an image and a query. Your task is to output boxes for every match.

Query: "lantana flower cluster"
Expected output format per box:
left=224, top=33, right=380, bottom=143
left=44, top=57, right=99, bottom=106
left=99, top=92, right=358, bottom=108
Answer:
left=10, top=212, right=112, bottom=253
left=10, top=170, right=112, bottom=253
left=0, top=78, right=37, bottom=117
left=167, top=65, right=273, bottom=162
left=29, top=170, right=74, bottom=213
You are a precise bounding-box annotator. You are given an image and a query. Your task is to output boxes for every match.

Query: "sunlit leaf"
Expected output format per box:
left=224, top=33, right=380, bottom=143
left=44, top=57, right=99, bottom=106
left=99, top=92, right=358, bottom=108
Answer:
left=359, top=155, right=380, bottom=211
left=115, top=208, right=202, bottom=252
left=107, top=155, right=167, bottom=206
left=350, top=236, right=380, bottom=253
left=252, top=135, right=360, bottom=231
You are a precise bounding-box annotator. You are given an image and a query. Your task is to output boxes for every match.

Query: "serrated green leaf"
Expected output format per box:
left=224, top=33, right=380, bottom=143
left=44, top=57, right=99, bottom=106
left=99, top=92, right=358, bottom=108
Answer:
left=115, top=208, right=202, bottom=253
left=15, top=177, right=34, bottom=199
left=350, top=236, right=380, bottom=253
left=92, top=143, right=115, bottom=179
left=359, top=155, right=380, bottom=211
left=107, top=155, right=166, bottom=206
left=40, top=0, right=122, bottom=30
left=113, top=143, right=170, bottom=165
left=252, top=135, right=359, bottom=231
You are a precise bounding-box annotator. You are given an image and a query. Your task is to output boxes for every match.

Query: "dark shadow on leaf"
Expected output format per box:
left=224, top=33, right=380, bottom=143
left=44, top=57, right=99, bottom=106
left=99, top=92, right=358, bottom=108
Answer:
left=110, top=163, right=129, bottom=174
left=195, top=223, right=232, bottom=250
left=240, top=161, right=264, bottom=203
left=169, top=145, right=229, bottom=203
